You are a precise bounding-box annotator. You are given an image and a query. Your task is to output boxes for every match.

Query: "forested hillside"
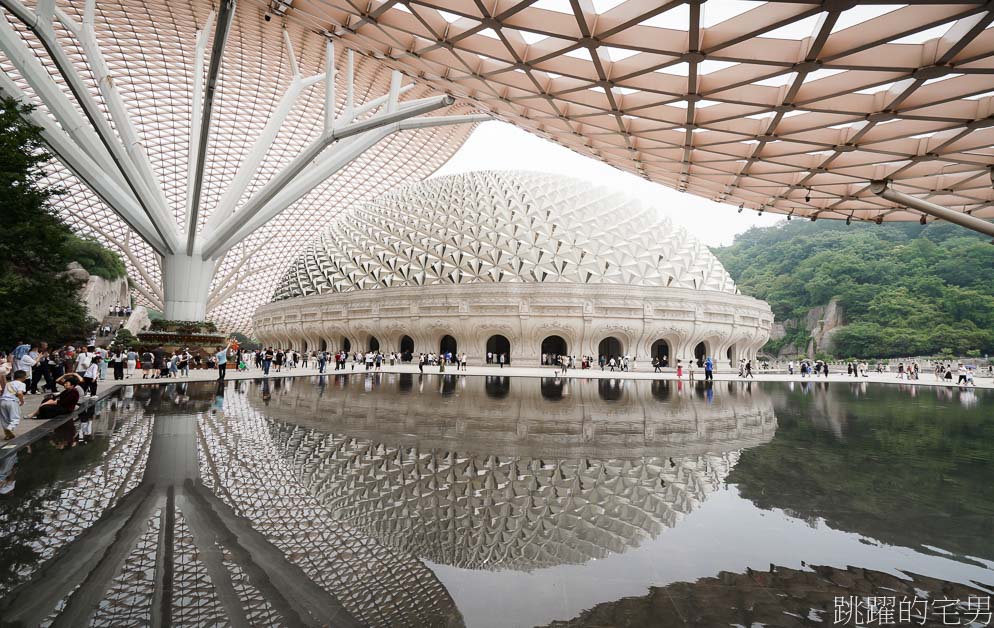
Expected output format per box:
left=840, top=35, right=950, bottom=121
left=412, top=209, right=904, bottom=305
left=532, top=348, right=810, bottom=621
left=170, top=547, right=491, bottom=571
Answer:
left=711, top=220, right=994, bottom=359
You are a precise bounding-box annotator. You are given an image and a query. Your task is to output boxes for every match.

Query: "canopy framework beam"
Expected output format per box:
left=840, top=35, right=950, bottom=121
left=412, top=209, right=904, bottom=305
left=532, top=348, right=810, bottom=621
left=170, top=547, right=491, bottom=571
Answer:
left=870, top=180, right=994, bottom=240
left=186, top=0, right=236, bottom=255
left=201, top=87, right=457, bottom=260
left=0, top=0, right=181, bottom=253
left=0, top=70, right=170, bottom=255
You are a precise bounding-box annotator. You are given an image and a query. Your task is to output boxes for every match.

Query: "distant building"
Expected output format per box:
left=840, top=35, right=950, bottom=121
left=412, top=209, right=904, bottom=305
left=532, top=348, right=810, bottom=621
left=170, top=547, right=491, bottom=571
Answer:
left=254, top=171, right=773, bottom=366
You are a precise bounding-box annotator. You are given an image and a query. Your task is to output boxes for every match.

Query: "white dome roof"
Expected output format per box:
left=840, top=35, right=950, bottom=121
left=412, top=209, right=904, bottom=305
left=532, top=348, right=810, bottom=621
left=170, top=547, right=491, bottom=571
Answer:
left=273, top=171, right=737, bottom=301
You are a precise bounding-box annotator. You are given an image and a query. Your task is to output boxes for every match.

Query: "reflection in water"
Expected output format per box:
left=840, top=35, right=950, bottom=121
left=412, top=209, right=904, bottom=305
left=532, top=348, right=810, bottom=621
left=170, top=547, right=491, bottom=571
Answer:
left=541, top=564, right=994, bottom=628
left=0, top=377, right=989, bottom=627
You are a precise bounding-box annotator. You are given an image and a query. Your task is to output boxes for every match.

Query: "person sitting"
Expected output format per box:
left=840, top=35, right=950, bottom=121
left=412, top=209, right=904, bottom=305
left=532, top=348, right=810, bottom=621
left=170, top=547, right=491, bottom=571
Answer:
left=30, top=373, right=82, bottom=420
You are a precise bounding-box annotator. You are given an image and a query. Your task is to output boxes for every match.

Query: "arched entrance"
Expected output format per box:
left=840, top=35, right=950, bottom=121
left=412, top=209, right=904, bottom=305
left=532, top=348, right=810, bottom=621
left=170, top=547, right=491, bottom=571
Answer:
left=400, top=335, right=415, bottom=357
left=439, top=335, right=457, bottom=357
left=694, top=341, right=707, bottom=367
left=485, top=376, right=510, bottom=399
left=650, top=339, right=670, bottom=367
left=341, top=337, right=351, bottom=353
left=368, top=336, right=380, bottom=353
left=540, top=335, right=567, bottom=365
left=319, top=339, right=328, bottom=352
left=540, top=377, right=566, bottom=400
left=486, top=334, right=511, bottom=364
left=726, top=345, right=735, bottom=367
left=598, top=336, right=622, bottom=359
left=598, top=378, right=624, bottom=401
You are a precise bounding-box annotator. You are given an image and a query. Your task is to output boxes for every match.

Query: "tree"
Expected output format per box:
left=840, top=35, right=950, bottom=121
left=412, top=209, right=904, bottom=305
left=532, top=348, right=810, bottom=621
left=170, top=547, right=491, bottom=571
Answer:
left=0, top=98, right=92, bottom=347
left=712, top=219, right=994, bottom=358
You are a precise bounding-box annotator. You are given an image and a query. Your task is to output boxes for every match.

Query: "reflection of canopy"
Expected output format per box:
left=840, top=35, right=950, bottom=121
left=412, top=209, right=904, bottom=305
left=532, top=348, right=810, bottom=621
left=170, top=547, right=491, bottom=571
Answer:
left=538, top=564, right=993, bottom=627
left=253, top=375, right=778, bottom=571
left=0, top=386, right=464, bottom=628
left=251, top=374, right=777, bottom=459
left=275, top=1, right=994, bottom=225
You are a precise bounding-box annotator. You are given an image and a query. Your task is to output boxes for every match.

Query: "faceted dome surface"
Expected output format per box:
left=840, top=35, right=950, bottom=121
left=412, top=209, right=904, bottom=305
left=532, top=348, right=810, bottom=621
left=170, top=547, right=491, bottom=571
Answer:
left=272, top=171, right=737, bottom=301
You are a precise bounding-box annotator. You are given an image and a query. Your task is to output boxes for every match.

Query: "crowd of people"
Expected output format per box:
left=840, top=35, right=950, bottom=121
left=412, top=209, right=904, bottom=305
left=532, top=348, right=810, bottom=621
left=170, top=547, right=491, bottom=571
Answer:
left=3, top=331, right=991, bottom=443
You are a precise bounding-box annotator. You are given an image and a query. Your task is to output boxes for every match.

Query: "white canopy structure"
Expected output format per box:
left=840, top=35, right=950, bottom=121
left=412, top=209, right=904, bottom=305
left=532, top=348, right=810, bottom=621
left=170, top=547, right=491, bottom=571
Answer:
left=2, top=0, right=994, bottom=330
left=0, top=0, right=486, bottom=328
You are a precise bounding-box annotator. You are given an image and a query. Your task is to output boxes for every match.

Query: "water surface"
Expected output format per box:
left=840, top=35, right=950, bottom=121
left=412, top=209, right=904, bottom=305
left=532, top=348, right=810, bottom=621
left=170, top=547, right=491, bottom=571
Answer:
left=0, top=375, right=990, bottom=626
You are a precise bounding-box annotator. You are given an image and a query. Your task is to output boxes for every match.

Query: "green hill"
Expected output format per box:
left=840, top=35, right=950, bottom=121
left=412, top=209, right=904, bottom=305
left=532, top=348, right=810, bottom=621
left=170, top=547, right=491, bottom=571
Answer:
left=711, top=220, right=994, bottom=359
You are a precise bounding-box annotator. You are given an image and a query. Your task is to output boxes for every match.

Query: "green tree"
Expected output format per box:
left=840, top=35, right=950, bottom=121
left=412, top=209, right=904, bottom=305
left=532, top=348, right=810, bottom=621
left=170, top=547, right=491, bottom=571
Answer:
left=713, top=219, right=994, bottom=358
left=0, top=98, right=94, bottom=347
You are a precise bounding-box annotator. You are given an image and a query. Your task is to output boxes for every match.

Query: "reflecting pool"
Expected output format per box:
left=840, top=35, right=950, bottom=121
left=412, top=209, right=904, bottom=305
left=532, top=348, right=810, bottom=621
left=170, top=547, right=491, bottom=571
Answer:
left=0, top=376, right=990, bottom=627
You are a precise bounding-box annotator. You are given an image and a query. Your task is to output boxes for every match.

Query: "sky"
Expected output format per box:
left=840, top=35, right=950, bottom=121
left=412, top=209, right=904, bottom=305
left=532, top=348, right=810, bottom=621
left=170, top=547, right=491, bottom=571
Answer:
left=433, top=120, right=786, bottom=247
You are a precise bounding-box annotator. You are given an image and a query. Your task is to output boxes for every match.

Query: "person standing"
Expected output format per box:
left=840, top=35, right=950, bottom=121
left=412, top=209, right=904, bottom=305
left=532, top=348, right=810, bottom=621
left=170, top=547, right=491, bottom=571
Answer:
left=216, top=342, right=233, bottom=382
left=112, top=350, right=125, bottom=380
left=82, top=357, right=100, bottom=397
left=126, top=348, right=137, bottom=378
left=704, top=356, right=714, bottom=381
left=263, top=347, right=274, bottom=376
left=1, top=370, right=27, bottom=440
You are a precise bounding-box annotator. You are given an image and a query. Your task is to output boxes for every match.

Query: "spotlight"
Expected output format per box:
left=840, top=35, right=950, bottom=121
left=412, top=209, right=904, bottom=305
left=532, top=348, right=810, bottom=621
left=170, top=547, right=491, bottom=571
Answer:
left=920, top=215, right=927, bottom=225
left=758, top=207, right=764, bottom=216
left=846, top=215, right=851, bottom=225
left=264, top=12, right=272, bottom=21
left=787, top=211, right=793, bottom=221
left=738, top=204, right=744, bottom=213
left=875, top=215, right=884, bottom=225
left=805, top=188, right=811, bottom=203
left=810, top=214, right=817, bottom=221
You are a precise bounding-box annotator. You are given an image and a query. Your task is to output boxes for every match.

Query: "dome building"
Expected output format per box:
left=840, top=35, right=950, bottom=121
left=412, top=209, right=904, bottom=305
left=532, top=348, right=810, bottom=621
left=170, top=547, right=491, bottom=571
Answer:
left=253, top=171, right=773, bottom=367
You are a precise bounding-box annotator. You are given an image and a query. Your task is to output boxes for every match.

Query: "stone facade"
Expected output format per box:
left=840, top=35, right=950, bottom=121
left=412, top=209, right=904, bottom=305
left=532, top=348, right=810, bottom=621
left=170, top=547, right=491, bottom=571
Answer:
left=255, top=171, right=773, bottom=365
left=253, top=282, right=772, bottom=367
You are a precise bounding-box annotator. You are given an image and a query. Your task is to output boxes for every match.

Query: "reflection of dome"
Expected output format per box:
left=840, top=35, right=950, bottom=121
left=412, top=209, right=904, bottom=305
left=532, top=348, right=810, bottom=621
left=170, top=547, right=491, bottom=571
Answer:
left=270, top=423, right=739, bottom=572
left=252, top=376, right=777, bottom=572
left=272, top=171, right=737, bottom=300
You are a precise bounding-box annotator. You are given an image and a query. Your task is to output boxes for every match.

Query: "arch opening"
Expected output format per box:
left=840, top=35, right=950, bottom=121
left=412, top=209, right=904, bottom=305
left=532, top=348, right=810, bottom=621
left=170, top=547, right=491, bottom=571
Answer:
left=439, top=335, right=457, bottom=357
left=341, top=337, right=351, bottom=353
left=485, top=376, right=510, bottom=399
left=598, top=336, right=622, bottom=360
left=368, top=336, right=380, bottom=353
left=400, top=335, right=415, bottom=360
left=694, top=341, right=707, bottom=368
left=541, top=335, right=568, bottom=365
left=650, top=339, right=670, bottom=367
left=486, top=334, right=511, bottom=365
left=319, top=339, right=328, bottom=352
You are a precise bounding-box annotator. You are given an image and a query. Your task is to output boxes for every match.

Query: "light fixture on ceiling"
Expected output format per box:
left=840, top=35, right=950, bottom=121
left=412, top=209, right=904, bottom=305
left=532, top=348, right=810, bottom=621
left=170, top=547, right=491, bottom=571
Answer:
left=920, top=214, right=927, bottom=225
left=738, top=203, right=744, bottom=213
left=805, top=188, right=811, bottom=203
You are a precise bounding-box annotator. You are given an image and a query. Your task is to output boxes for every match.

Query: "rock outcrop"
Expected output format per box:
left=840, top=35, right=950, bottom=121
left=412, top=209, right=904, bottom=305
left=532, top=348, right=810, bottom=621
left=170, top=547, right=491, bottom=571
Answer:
left=66, top=262, right=130, bottom=322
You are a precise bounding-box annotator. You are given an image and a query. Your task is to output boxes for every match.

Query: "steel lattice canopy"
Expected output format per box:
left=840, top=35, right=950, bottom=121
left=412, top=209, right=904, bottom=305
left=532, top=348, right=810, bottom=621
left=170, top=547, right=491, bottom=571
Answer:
left=275, top=0, right=994, bottom=223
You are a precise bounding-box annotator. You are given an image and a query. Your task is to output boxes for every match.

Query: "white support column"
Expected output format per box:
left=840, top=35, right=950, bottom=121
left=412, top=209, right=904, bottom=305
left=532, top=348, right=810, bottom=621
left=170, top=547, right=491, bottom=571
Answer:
left=387, top=70, right=401, bottom=113
left=186, top=9, right=215, bottom=236
left=344, top=49, right=355, bottom=122
left=161, top=255, right=218, bottom=321
left=186, top=0, right=236, bottom=254
left=324, top=39, right=336, bottom=131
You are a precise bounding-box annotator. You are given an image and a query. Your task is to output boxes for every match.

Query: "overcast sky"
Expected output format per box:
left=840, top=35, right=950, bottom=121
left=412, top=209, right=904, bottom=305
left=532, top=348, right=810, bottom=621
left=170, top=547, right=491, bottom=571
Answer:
left=433, top=120, right=786, bottom=247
